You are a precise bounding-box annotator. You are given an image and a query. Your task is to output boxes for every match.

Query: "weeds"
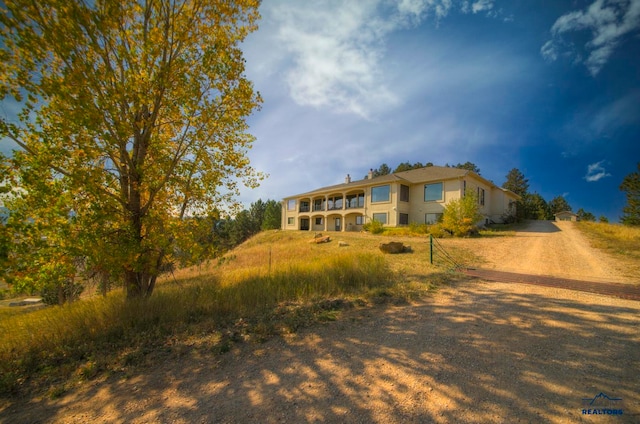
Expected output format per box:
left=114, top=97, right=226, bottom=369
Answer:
left=0, top=230, right=459, bottom=397
left=576, top=222, right=640, bottom=277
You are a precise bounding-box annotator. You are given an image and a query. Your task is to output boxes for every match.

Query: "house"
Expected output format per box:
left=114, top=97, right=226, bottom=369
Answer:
left=554, top=211, right=578, bottom=222
left=281, top=166, right=519, bottom=232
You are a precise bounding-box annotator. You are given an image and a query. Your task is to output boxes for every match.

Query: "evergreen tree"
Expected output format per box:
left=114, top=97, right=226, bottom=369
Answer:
left=454, top=162, right=481, bottom=175
left=394, top=161, right=425, bottom=172
left=373, top=163, right=391, bottom=177
left=576, top=208, right=596, bottom=222
left=261, top=200, right=282, bottom=230
left=503, top=168, right=530, bottom=221
left=502, top=168, right=529, bottom=197
left=620, top=163, right=640, bottom=226
left=549, top=196, right=572, bottom=215
left=527, top=193, right=552, bottom=220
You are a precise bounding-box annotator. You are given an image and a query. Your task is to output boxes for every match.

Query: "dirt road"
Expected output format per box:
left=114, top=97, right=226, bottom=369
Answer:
left=446, top=220, right=636, bottom=283
left=1, top=222, right=638, bottom=423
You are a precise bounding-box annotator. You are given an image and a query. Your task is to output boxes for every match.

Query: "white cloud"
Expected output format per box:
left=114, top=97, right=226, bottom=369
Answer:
left=541, top=0, right=640, bottom=76
left=585, top=160, right=612, bottom=182
left=264, top=0, right=459, bottom=118
left=471, top=0, right=494, bottom=14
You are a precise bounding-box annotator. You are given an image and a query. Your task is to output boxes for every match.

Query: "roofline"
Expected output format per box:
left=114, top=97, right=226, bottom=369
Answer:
left=283, top=166, right=521, bottom=200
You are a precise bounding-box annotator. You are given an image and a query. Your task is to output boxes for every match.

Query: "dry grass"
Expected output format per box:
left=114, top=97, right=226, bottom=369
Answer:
left=0, top=230, right=463, bottom=397
left=576, top=222, right=640, bottom=276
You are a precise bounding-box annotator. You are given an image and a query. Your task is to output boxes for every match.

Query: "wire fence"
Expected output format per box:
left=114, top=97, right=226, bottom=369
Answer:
left=429, top=235, right=465, bottom=272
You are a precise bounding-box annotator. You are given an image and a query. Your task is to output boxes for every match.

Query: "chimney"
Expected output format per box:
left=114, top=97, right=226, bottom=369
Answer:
left=368, top=169, right=374, bottom=179
left=345, top=174, right=351, bottom=184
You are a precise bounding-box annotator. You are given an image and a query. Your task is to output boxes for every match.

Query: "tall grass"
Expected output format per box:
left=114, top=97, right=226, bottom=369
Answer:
left=0, top=245, right=396, bottom=396
left=576, top=222, right=640, bottom=278
left=576, top=222, right=640, bottom=255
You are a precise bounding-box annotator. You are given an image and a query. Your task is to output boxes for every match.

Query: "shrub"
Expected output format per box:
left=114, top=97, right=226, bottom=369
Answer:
left=442, top=193, right=483, bottom=237
left=363, top=219, right=384, bottom=234
left=408, top=222, right=430, bottom=234
left=427, top=223, right=449, bottom=238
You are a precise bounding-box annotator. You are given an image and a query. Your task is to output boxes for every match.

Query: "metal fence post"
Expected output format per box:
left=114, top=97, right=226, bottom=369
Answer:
left=430, top=234, right=433, bottom=265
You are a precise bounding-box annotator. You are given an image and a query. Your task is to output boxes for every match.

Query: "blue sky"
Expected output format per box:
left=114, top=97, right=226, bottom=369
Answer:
left=239, top=0, right=640, bottom=221
left=1, top=0, right=639, bottom=221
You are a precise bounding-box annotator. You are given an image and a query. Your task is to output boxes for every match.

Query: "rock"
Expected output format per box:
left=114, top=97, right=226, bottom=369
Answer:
left=379, top=242, right=405, bottom=254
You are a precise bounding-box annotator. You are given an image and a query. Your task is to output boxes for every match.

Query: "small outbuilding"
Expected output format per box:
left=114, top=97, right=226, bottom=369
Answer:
left=554, top=211, right=578, bottom=222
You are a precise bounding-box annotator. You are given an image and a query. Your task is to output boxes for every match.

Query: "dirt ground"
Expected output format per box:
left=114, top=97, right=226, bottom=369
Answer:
left=443, top=220, right=637, bottom=283
left=1, top=221, right=638, bottom=423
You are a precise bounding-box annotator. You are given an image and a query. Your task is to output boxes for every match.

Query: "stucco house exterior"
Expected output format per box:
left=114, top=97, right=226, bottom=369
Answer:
left=281, top=166, right=519, bottom=232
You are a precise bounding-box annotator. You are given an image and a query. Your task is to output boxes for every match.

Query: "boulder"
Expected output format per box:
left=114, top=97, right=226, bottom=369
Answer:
left=379, top=241, right=407, bottom=254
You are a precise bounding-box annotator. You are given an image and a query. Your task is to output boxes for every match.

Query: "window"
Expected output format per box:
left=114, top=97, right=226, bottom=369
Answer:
left=425, top=213, right=443, bottom=224
left=477, top=188, right=485, bottom=206
left=424, top=182, right=443, bottom=202
left=371, top=185, right=390, bottom=203
left=299, top=200, right=310, bottom=212
left=463, top=180, right=466, bottom=196
left=373, top=213, right=387, bottom=224
left=287, top=217, right=294, bottom=225
left=287, top=199, right=296, bottom=211
left=399, top=213, right=409, bottom=225
left=315, top=217, right=323, bottom=225
left=355, top=215, right=364, bottom=225
left=346, top=193, right=365, bottom=208
left=313, top=198, right=325, bottom=211
left=400, top=185, right=409, bottom=202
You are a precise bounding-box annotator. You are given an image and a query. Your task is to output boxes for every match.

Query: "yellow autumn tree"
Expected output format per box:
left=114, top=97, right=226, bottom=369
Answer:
left=0, top=0, right=262, bottom=299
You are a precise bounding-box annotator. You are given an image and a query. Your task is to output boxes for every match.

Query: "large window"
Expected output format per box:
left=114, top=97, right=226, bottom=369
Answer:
left=287, top=199, right=296, bottom=210
left=355, top=215, right=364, bottom=225
left=400, top=185, right=409, bottom=202
left=425, top=213, right=443, bottom=224
left=373, top=213, right=387, bottom=224
left=424, top=182, right=443, bottom=202
left=477, top=188, right=485, bottom=206
left=371, top=185, right=390, bottom=203
left=399, top=213, right=409, bottom=225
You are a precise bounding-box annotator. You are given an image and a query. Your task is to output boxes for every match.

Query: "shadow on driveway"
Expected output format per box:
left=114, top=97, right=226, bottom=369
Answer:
left=2, top=280, right=638, bottom=423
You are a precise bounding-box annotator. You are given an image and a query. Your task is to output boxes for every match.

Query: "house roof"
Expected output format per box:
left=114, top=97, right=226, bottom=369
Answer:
left=285, top=166, right=520, bottom=199
left=554, top=211, right=577, bottom=216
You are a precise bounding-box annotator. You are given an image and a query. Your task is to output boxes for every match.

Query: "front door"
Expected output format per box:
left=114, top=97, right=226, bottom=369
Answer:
left=335, top=218, right=341, bottom=231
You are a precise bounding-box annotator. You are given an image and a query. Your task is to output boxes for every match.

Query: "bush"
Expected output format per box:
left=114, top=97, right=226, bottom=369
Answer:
left=442, top=193, right=483, bottom=237
left=427, top=223, right=449, bottom=238
left=40, top=279, right=84, bottom=305
left=363, top=219, right=384, bottom=234
left=408, top=222, right=430, bottom=234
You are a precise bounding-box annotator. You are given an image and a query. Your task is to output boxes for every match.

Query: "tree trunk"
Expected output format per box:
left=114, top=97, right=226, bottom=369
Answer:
left=124, top=269, right=156, bottom=299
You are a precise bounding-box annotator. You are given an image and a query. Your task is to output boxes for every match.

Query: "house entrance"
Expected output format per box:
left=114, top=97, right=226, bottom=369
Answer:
left=334, top=218, right=341, bottom=231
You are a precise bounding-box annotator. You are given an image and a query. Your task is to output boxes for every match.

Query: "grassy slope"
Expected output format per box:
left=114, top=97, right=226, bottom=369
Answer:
left=0, top=230, right=466, bottom=398
left=575, top=222, right=640, bottom=278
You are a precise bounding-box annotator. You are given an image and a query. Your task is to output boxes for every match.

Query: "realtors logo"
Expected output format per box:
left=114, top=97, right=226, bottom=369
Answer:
left=582, top=392, right=624, bottom=416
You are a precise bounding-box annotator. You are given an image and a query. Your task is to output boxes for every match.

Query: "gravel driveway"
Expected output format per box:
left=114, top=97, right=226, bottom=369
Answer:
left=1, top=221, right=638, bottom=423
left=445, top=220, right=636, bottom=283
